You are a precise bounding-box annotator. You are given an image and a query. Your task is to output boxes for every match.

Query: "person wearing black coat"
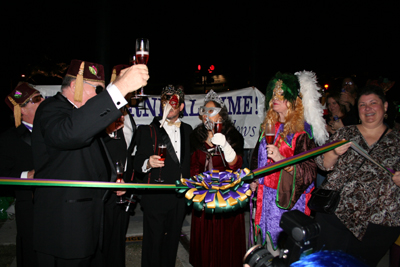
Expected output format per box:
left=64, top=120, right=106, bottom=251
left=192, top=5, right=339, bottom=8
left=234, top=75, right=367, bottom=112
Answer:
left=0, top=82, right=44, bottom=267
left=31, top=60, right=148, bottom=266
left=103, top=105, right=137, bottom=267
left=134, top=85, right=192, bottom=267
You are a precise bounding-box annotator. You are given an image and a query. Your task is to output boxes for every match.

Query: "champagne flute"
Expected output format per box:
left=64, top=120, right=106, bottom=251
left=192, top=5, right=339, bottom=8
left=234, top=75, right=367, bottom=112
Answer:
left=156, top=143, right=166, bottom=182
left=135, top=38, right=149, bottom=97
left=265, top=123, right=275, bottom=144
left=213, top=119, right=223, bottom=134
left=131, top=55, right=140, bottom=99
left=115, top=160, right=125, bottom=204
left=213, top=119, right=225, bottom=160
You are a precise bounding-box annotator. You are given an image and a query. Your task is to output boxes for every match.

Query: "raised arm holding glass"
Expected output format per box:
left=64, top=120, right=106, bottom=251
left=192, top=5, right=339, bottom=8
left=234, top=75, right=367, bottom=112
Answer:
left=31, top=59, right=148, bottom=266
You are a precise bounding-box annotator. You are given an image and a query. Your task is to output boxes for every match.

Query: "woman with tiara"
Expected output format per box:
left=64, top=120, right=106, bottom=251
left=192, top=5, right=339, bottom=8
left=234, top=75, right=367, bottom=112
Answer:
left=189, top=90, right=246, bottom=267
left=250, top=71, right=328, bottom=256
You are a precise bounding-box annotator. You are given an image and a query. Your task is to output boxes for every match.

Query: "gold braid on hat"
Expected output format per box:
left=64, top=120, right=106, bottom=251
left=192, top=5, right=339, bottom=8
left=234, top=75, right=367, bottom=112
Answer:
left=110, top=69, right=117, bottom=83
left=8, top=96, right=23, bottom=127
left=74, top=62, right=85, bottom=102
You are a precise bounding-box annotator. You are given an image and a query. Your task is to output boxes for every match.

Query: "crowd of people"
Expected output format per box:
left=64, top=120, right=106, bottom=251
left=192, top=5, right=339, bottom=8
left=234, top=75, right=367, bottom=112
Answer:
left=0, top=60, right=399, bottom=267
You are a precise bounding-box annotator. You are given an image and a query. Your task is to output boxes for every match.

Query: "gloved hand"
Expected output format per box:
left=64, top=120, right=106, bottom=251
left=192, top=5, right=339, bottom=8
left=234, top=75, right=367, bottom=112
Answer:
left=211, top=133, right=236, bottom=163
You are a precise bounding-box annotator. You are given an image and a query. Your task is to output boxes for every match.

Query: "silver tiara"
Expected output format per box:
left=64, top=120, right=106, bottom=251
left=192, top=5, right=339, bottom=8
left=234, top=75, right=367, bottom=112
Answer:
left=204, top=89, right=224, bottom=107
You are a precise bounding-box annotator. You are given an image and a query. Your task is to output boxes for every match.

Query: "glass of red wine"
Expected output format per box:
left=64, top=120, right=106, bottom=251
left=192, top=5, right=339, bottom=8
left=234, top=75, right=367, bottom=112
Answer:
left=156, top=143, right=166, bottom=182
left=135, top=38, right=149, bottom=97
left=131, top=55, right=140, bottom=99
left=265, top=123, right=275, bottom=145
left=115, top=160, right=125, bottom=204
left=213, top=119, right=223, bottom=156
left=213, top=119, right=223, bottom=134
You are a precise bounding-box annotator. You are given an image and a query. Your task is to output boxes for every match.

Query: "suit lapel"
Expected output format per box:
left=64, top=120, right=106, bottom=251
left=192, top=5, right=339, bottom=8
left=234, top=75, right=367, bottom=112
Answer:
left=126, top=112, right=136, bottom=153
left=180, top=124, right=186, bottom=163
left=153, top=118, right=180, bottom=166
left=160, top=127, right=180, bottom=166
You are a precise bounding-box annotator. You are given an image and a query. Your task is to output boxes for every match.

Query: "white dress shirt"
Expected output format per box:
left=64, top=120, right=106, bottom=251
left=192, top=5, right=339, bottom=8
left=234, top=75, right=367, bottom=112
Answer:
left=141, top=119, right=182, bottom=173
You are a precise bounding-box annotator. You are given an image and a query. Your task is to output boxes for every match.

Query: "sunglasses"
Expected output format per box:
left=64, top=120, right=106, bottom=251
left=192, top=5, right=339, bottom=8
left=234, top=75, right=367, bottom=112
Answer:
left=21, top=94, right=43, bottom=107
left=83, top=81, right=105, bottom=95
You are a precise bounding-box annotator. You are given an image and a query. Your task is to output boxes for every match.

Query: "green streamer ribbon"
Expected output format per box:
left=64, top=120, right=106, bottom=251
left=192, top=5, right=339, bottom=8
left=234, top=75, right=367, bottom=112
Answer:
left=0, top=140, right=348, bottom=203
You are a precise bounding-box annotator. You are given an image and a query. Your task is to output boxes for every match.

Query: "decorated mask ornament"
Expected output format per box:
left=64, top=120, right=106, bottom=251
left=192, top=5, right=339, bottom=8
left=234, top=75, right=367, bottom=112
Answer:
left=169, top=94, right=179, bottom=109
left=265, top=72, right=299, bottom=108
left=199, top=89, right=224, bottom=131
left=272, top=80, right=285, bottom=101
left=198, top=106, right=222, bottom=118
left=159, top=85, right=183, bottom=128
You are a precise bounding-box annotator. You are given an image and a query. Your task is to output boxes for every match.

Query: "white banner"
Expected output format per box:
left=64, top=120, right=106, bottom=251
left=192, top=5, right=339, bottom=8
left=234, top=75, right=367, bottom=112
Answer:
left=35, top=86, right=265, bottom=149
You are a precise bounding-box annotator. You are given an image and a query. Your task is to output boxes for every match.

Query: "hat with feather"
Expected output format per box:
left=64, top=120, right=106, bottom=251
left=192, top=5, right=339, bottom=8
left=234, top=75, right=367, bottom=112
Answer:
left=265, top=71, right=328, bottom=146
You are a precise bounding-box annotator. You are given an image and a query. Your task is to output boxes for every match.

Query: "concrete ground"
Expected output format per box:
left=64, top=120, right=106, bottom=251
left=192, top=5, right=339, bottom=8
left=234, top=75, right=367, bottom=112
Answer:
left=0, top=203, right=391, bottom=267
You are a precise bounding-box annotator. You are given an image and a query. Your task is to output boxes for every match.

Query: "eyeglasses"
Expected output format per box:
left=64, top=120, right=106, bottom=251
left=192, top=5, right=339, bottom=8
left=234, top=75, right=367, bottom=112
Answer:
left=343, top=81, right=353, bottom=86
left=21, top=94, right=43, bottom=107
left=83, top=81, right=104, bottom=95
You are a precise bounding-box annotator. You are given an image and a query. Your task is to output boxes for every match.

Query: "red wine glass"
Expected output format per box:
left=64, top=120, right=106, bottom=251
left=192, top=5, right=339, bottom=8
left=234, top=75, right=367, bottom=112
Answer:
left=265, top=123, right=275, bottom=145
left=135, top=38, right=149, bottom=97
left=156, top=144, right=166, bottom=182
left=115, top=160, right=125, bottom=204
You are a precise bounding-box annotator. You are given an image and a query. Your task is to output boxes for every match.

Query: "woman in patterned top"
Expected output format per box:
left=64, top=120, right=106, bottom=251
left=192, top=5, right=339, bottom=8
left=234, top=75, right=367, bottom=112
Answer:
left=315, top=85, right=400, bottom=267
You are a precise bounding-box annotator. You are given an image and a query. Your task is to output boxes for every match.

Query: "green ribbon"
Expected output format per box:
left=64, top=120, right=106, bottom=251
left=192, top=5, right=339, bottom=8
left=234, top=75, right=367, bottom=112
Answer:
left=0, top=140, right=348, bottom=189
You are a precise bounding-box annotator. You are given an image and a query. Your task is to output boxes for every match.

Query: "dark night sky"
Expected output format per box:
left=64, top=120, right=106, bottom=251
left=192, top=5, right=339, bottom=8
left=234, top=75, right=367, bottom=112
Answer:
left=2, top=1, right=399, bottom=96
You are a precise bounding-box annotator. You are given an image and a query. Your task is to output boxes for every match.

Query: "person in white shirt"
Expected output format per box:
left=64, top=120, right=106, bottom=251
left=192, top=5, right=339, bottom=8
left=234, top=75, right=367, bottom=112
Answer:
left=134, top=85, right=192, bottom=267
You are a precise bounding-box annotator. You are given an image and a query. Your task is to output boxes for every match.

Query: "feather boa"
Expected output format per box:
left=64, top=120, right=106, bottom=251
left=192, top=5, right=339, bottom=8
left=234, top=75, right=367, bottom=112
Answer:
left=295, top=70, right=328, bottom=146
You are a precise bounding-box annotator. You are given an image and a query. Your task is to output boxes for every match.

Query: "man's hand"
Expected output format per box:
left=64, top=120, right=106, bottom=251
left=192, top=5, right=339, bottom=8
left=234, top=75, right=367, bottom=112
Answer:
left=148, top=155, right=165, bottom=169
left=27, top=170, right=35, bottom=179
left=106, top=116, right=125, bottom=134
left=114, top=65, right=149, bottom=96
left=115, top=179, right=126, bottom=196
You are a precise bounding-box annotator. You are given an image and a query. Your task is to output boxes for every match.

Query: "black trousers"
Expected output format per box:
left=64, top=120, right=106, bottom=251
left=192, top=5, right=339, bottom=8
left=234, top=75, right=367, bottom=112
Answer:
left=15, top=192, right=38, bottom=267
left=141, top=198, right=186, bottom=267
left=316, top=212, right=400, bottom=267
left=36, top=249, right=103, bottom=267
left=102, top=194, right=130, bottom=267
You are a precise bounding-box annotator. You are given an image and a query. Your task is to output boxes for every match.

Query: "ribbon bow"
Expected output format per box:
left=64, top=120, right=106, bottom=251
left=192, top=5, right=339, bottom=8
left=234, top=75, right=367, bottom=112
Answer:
left=176, top=168, right=253, bottom=213
left=167, top=121, right=181, bottom=127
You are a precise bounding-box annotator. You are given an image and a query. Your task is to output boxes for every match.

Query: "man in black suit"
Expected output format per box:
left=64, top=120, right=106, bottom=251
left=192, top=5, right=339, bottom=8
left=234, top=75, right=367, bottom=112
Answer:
left=134, top=85, right=192, bottom=267
left=0, top=82, right=44, bottom=267
left=31, top=59, right=149, bottom=266
left=103, top=64, right=137, bottom=267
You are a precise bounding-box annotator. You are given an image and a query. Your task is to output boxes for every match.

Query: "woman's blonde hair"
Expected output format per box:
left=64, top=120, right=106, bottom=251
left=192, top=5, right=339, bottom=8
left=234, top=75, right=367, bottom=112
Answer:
left=261, top=97, right=304, bottom=147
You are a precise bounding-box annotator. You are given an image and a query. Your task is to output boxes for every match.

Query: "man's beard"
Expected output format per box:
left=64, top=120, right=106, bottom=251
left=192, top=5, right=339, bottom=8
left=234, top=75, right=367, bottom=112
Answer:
left=167, top=109, right=179, bottom=121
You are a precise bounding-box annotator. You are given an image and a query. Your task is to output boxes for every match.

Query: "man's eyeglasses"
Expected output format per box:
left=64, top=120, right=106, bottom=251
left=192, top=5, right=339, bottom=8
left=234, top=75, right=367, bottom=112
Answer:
left=83, top=81, right=104, bottom=95
left=21, top=94, right=43, bottom=107
left=343, top=81, right=353, bottom=86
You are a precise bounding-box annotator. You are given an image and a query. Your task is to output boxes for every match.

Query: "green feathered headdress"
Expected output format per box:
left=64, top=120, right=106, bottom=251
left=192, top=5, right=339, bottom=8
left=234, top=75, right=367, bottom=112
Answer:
left=265, top=72, right=299, bottom=107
